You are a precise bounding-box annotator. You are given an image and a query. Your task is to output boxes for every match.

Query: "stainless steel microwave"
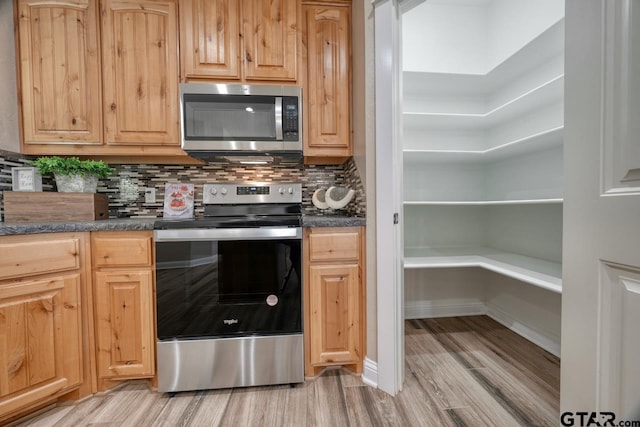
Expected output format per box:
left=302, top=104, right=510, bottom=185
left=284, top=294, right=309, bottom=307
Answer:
left=180, top=83, right=302, bottom=162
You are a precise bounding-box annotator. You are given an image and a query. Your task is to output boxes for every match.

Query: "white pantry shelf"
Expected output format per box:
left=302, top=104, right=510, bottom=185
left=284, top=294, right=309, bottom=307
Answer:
left=403, top=126, right=564, bottom=163
left=404, top=199, right=563, bottom=206
left=403, top=75, right=564, bottom=130
left=404, top=247, right=562, bottom=294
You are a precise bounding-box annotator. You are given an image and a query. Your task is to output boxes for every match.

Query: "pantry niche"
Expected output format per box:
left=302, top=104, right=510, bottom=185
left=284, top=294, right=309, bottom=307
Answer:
left=401, top=0, right=565, bottom=356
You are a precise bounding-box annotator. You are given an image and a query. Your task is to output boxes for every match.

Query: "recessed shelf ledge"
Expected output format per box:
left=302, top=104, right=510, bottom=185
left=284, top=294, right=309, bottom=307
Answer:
left=403, top=74, right=564, bottom=119
left=403, top=126, right=564, bottom=161
left=404, top=247, right=562, bottom=294
left=404, top=199, right=563, bottom=206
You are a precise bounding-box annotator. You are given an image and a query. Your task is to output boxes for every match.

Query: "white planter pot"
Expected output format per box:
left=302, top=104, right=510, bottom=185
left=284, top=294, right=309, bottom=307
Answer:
left=54, top=173, right=98, bottom=193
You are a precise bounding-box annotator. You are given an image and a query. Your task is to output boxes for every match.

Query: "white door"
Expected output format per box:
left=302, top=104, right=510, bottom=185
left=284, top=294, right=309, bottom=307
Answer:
left=562, top=0, right=640, bottom=418
left=374, top=0, right=405, bottom=395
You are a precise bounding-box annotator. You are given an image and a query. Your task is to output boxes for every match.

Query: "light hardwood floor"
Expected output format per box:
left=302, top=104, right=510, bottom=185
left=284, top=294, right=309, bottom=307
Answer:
left=14, top=316, right=560, bottom=426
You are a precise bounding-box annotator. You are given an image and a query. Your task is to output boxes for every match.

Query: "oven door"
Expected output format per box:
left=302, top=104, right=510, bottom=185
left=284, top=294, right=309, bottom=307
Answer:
left=154, top=227, right=302, bottom=341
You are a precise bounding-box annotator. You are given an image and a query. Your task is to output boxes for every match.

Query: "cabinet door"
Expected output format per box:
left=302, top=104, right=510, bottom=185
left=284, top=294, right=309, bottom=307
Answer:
left=309, top=264, right=360, bottom=366
left=101, top=0, right=179, bottom=146
left=17, top=0, right=102, bottom=146
left=180, top=0, right=240, bottom=80
left=303, top=6, right=351, bottom=158
left=93, top=270, right=155, bottom=379
left=0, top=275, right=82, bottom=416
left=241, top=0, right=298, bottom=81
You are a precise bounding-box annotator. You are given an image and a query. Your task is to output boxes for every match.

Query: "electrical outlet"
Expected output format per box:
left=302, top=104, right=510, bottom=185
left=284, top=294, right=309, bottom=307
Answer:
left=144, top=187, right=156, bottom=204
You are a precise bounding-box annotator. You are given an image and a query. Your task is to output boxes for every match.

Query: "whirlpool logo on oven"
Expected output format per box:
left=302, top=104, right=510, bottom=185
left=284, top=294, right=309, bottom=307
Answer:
left=223, top=319, right=239, bottom=325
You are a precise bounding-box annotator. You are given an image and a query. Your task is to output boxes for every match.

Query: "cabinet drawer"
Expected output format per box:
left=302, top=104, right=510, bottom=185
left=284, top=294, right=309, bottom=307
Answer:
left=92, top=233, right=152, bottom=267
left=0, top=237, right=80, bottom=280
left=309, top=230, right=360, bottom=262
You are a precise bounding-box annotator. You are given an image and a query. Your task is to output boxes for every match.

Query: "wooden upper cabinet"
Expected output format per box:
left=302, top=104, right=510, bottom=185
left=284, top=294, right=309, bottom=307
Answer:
left=180, top=0, right=240, bottom=80
left=101, top=0, right=179, bottom=146
left=303, top=5, right=351, bottom=159
left=17, top=0, right=102, bottom=147
left=182, top=0, right=298, bottom=82
left=240, top=0, right=298, bottom=82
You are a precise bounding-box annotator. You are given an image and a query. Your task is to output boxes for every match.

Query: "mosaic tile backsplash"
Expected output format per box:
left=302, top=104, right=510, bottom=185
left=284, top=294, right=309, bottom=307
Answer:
left=0, top=150, right=366, bottom=220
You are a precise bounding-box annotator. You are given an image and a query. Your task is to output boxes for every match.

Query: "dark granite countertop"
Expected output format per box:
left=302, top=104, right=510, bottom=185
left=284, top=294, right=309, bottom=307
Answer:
left=301, top=215, right=366, bottom=228
left=0, top=215, right=365, bottom=236
left=0, top=218, right=157, bottom=236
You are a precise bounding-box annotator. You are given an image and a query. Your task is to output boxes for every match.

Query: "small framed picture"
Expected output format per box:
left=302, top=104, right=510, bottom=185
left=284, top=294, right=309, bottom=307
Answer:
left=11, top=167, right=42, bottom=192
left=163, top=183, right=195, bottom=219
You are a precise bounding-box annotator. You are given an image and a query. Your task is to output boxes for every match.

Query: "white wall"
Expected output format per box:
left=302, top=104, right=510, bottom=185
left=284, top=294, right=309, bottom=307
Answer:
left=404, top=205, right=487, bottom=249
left=0, top=0, right=19, bottom=152
left=485, top=275, right=562, bottom=356
left=402, top=1, right=488, bottom=74
left=403, top=0, right=565, bottom=74
left=485, top=204, right=563, bottom=262
left=405, top=267, right=488, bottom=319
left=486, top=0, right=565, bottom=69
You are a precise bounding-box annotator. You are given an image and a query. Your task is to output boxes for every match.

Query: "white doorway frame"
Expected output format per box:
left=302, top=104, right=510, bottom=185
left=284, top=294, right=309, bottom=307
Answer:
left=373, top=0, right=405, bottom=395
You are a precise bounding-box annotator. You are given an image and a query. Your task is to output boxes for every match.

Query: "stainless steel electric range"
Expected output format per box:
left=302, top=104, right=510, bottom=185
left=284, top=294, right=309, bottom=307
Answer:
left=153, top=182, right=303, bottom=393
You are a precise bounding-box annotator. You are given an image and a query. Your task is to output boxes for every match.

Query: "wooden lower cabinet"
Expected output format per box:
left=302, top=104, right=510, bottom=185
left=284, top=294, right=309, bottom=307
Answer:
left=93, top=270, right=155, bottom=380
left=0, top=233, right=88, bottom=423
left=308, top=264, right=360, bottom=366
left=304, top=227, right=364, bottom=377
left=91, top=231, right=155, bottom=389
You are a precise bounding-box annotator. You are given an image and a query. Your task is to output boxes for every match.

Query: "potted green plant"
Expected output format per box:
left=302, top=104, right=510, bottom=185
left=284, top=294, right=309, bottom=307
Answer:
left=32, top=156, right=114, bottom=193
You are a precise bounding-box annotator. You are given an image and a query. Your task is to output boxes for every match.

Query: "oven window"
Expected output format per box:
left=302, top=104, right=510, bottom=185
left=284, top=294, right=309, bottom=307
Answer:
left=183, top=94, right=276, bottom=140
left=155, top=239, right=301, bottom=340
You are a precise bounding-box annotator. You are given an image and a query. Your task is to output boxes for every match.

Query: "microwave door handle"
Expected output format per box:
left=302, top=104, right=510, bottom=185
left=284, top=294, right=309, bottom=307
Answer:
left=275, top=97, right=283, bottom=140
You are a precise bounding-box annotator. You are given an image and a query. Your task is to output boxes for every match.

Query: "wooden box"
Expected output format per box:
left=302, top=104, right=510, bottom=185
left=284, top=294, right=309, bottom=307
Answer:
left=3, top=192, right=109, bottom=222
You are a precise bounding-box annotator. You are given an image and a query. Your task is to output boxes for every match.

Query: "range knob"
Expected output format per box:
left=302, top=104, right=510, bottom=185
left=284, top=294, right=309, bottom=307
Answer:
left=278, top=187, right=285, bottom=195
left=221, top=188, right=228, bottom=195
left=210, top=187, right=218, bottom=195
left=288, top=187, right=294, bottom=195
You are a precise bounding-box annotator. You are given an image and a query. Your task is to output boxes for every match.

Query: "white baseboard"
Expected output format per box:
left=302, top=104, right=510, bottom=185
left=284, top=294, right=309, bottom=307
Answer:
left=404, top=299, right=486, bottom=319
left=362, top=357, right=378, bottom=388
left=486, top=303, right=561, bottom=357
left=403, top=299, right=560, bottom=357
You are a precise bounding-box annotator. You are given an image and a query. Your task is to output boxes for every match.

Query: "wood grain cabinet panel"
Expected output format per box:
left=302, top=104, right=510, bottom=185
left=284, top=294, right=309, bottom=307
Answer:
left=91, top=231, right=155, bottom=388
left=101, top=0, right=180, bottom=146
left=92, top=235, right=152, bottom=268
left=304, top=227, right=364, bottom=377
left=0, top=274, right=82, bottom=417
left=93, top=270, right=155, bottom=380
left=241, top=0, right=298, bottom=81
left=17, top=0, right=102, bottom=147
left=309, top=231, right=360, bottom=262
left=16, top=0, right=186, bottom=159
left=180, top=0, right=240, bottom=79
left=0, top=237, right=80, bottom=280
left=181, top=0, right=298, bottom=82
left=0, top=232, right=95, bottom=423
left=302, top=4, right=351, bottom=160
left=308, top=264, right=360, bottom=366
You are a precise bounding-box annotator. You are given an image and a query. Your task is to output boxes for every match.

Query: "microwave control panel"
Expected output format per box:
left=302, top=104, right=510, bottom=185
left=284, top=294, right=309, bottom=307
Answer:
left=282, top=97, right=299, bottom=141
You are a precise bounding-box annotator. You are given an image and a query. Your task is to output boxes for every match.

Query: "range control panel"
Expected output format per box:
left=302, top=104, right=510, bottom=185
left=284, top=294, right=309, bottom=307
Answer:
left=203, top=183, right=302, bottom=205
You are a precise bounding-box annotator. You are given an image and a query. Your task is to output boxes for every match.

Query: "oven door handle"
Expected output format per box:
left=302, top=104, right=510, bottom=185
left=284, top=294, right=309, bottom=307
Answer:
left=154, top=227, right=302, bottom=242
